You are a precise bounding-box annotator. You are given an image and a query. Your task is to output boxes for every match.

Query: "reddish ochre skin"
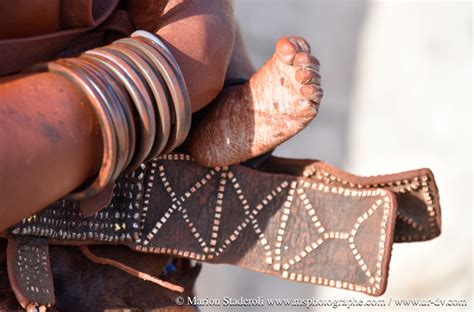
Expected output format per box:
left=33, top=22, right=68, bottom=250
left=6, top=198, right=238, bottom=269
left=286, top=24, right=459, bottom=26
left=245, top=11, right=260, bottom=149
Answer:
left=0, top=0, right=61, bottom=39
left=0, top=1, right=234, bottom=231
left=0, top=1, right=322, bottom=231
left=0, top=73, right=102, bottom=231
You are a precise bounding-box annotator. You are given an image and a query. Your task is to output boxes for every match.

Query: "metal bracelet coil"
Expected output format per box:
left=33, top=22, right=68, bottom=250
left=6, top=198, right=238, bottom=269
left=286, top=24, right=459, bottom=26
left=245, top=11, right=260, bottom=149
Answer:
left=46, top=62, right=118, bottom=200
left=92, top=46, right=157, bottom=169
left=82, top=49, right=156, bottom=170
left=123, top=33, right=192, bottom=153
left=78, top=56, right=139, bottom=172
left=78, top=57, right=138, bottom=171
left=64, top=58, right=131, bottom=179
left=135, top=35, right=191, bottom=153
left=109, top=43, right=172, bottom=161
left=41, top=30, right=192, bottom=202
left=114, top=38, right=179, bottom=155
left=133, top=31, right=191, bottom=146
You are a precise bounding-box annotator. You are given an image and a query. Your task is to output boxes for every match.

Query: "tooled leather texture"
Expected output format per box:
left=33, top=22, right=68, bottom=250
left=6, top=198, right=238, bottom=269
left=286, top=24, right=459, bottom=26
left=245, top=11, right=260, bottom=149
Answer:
left=6, top=153, right=441, bottom=310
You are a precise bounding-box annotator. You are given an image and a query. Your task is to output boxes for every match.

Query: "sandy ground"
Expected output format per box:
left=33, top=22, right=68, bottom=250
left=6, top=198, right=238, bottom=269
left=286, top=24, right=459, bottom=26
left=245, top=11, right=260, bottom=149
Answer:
left=196, top=1, right=472, bottom=311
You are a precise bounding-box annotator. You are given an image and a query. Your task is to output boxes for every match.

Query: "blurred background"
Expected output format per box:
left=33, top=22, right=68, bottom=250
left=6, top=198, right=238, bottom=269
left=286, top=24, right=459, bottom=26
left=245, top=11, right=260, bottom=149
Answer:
left=196, top=0, right=472, bottom=311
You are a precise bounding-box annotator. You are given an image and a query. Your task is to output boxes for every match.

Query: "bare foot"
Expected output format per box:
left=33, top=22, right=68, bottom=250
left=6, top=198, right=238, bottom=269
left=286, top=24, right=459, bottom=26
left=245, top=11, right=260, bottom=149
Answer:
left=187, top=36, right=323, bottom=167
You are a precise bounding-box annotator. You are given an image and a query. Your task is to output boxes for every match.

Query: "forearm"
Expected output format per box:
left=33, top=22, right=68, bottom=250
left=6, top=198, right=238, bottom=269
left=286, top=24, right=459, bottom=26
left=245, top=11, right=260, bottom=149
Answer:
left=0, top=1, right=237, bottom=230
left=0, top=72, right=101, bottom=231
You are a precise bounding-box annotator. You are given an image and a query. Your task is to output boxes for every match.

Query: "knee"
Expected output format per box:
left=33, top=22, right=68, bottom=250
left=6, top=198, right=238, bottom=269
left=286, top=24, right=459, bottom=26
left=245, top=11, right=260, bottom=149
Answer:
left=187, top=17, right=235, bottom=111
left=156, top=2, right=236, bottom=111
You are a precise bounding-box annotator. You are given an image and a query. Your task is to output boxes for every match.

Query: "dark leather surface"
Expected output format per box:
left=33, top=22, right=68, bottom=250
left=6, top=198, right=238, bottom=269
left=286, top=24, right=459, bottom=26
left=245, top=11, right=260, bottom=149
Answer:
left=0, top=241, right=199, bottom=311
left=6, top=153, right=441, bottom=308
left=259, top=156, right=441, bottom=243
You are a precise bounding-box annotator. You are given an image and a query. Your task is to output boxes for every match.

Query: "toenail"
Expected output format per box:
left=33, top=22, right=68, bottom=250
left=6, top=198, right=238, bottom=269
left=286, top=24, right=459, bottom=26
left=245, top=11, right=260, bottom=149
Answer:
left=301, top=84, right=318, bottom=98
left=309, top=85, right=317, bottom=94
left=294, top=53, right=320, bottom=68
left=296, top=68, right=321, bottom=84
left=276, top=40, right=298, bottom=64
left=277, top=39, right=296, bottom=54
left=297, top=37, right=311, bottom=52
left=288, top=37, right=302, bottom=51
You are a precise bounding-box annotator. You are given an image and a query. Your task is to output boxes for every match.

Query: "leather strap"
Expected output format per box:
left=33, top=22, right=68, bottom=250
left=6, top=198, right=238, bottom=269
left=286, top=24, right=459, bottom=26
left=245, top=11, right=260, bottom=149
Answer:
left=6, top=237, right=54, bottom=310
left=131, top=155, right=397, bottom=296
left=259, top=156, right=441, bottom=243
left=7, top=153, right=441, bottom=304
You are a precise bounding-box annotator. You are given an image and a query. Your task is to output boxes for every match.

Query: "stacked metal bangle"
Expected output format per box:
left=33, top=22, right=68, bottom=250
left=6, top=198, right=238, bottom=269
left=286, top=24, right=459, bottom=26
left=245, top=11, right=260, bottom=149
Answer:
left=45, top=30, right=192, bottom=201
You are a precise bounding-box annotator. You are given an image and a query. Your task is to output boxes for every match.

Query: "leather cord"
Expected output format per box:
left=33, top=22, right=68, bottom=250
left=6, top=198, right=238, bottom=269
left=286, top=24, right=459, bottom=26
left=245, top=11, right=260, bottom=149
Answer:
left=79, top=246, right=184, bottom=292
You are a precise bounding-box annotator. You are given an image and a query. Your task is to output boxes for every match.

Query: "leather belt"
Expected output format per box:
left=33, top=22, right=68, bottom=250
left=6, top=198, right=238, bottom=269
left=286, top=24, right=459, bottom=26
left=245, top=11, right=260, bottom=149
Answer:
left=5, top=153, right=441, bottom=309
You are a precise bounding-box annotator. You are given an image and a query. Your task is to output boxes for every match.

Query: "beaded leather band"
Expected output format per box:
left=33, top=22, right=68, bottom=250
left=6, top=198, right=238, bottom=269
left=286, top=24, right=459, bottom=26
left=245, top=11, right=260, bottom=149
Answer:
left=5, top=153, right=441, bottom=310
